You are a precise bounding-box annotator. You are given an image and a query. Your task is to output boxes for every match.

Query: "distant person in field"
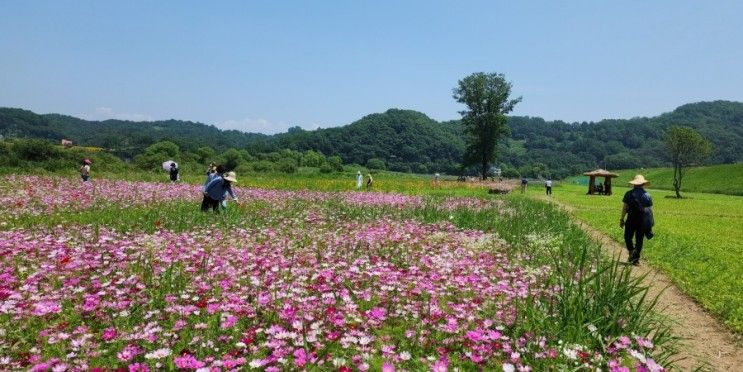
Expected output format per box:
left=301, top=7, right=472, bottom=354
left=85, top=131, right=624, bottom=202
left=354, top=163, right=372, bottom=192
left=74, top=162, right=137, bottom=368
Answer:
left=79, top=159, right=91, bottom=182
left=545, top=178, right=552, bottom=195
left=596, top=182, right=604, bottom=195
left=169, top=162, right=179, bottom=183
left=356, top=171, right=363, bottom=190
left=620, top=174, right=654, bottom=266
left=366, top=173, right=373, bottom=191
left=202, top=170, right=238, bottom=213
left=520, top=177, right=528, bottom=194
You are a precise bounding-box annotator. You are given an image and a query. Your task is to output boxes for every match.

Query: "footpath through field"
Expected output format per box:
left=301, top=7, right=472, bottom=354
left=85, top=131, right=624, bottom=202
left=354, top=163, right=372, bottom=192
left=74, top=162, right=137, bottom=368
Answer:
left=538, top=196, right=742, bottom=371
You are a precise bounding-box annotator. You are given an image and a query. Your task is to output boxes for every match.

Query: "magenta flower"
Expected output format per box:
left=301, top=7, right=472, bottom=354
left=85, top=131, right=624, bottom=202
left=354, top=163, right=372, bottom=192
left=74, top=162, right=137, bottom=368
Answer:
left=174, top=354, right=206, bottom=369
left=102, top=328, right=117, bottom=341
left=293, top=348, right=307, bottom=368
left=128, top=362, right=150, bottom=372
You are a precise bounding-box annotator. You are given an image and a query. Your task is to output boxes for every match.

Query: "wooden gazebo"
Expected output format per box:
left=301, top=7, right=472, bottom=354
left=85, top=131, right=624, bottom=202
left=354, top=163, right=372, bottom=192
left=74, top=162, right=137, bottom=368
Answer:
left=583, top=169, right=619, bottom=195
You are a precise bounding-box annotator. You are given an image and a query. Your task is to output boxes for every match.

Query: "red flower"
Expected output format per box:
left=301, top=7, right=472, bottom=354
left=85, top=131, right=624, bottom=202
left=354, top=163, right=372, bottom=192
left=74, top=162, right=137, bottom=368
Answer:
left=338, top=367, right=352, bottom=372
left=154, top=219, right=162, bottom=228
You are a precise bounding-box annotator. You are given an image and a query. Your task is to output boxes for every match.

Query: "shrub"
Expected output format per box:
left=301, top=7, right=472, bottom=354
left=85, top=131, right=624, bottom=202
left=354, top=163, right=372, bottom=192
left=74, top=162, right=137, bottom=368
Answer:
left=319, top=164, right=334, bottom=173
left=327, top=155, right=344, bottom=172
left=251, top=160, right=276, bottom=172
left=366, top=158, right=386, bottom=170
left=276, top=158, right=297, bottom=173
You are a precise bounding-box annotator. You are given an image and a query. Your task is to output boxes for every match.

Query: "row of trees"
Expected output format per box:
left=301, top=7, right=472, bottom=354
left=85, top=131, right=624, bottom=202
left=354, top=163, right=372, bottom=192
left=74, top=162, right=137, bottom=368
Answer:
left=0, top=139, right=351, bottom=175
left=454, top=71, right=714, bottom=197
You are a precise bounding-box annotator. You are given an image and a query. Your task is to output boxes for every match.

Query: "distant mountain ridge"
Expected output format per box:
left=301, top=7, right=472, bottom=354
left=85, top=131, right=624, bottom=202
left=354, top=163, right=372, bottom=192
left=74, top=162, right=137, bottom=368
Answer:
left=1, top=100, right=741, bottom=177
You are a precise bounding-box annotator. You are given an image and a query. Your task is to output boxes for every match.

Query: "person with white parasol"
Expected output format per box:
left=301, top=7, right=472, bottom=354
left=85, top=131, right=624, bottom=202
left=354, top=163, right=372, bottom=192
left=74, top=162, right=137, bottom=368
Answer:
left=162, top=161, right=180, bottom=183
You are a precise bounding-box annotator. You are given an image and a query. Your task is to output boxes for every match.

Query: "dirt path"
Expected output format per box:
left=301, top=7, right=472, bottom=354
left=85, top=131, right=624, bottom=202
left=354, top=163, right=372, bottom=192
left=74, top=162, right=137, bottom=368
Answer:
left=541, top=197, right=742, bottom=371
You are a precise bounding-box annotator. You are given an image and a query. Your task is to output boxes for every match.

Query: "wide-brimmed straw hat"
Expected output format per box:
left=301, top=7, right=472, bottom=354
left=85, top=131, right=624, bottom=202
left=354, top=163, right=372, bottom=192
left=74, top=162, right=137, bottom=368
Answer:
left=628, top=174, right=650, bottom=186
left=223, top=171, right=237, bottom=183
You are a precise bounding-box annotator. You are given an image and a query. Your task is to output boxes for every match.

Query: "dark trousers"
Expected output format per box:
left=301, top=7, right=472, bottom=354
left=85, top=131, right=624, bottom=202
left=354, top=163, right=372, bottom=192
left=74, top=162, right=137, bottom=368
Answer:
left=201, top=195, right=220, bottom=213
left=545, top=186, right=552, bottom=195
left=624, top=219, right=645, bottom=263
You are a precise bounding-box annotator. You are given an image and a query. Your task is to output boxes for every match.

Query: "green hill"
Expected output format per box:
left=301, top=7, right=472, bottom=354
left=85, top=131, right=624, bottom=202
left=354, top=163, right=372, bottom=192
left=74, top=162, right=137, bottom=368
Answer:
left=1, top=101, right=742, bottom=177
left=608, top=163, right=743, bottom=196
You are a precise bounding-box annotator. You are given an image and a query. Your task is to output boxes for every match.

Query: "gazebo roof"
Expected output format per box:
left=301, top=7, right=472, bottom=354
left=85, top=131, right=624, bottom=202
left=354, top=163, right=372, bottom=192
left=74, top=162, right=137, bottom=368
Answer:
left=583, top=168, right=619, bottom=178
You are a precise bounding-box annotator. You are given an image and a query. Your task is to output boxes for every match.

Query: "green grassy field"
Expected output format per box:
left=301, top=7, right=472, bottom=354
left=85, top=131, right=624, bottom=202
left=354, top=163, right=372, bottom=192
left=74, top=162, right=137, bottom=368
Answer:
left=531, top=182, right=743, bottom=333
left=569, top=163, right=743, bottom=196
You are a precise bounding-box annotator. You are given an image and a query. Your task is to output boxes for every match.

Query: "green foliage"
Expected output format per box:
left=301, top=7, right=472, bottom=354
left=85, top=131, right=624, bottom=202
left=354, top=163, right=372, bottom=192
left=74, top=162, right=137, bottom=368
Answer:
left=366, top=157, right=386, bottom=170
left=195, top=146, right=216, bottom=163
left=664, top=126, right=713, bottom=198
left=276, top=158, right=298, bottom=173
left=319, top=164, right=334, bottom=173
left=453, top=72, right=521, bottom=179
left=0, top=138, right=129, bottom=173
left=218, top=148, right=245, bottom=171
left=134, top=141, right=181, bottom=171
left=327, top=155, right=343, bottom=172
left=301, top=150, right=326, bottom=167
left=251, top=160, right=276, bottom=173
left=12, top=138, right=61, bottom=161
left=2, top=100, right=742, bottom=178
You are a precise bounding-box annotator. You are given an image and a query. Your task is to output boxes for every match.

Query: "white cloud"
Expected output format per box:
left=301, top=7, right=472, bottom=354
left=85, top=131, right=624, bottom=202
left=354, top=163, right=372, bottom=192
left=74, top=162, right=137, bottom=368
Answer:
left=82, top=107, right=154, bottom=122
left=220, top=117, right=293, bottom=134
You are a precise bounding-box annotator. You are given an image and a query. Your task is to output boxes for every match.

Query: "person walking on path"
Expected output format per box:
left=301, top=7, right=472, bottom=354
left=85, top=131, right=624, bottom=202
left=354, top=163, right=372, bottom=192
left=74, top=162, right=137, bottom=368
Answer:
left=366, top=173, right=373, bottom=191
left=202, top=171, right=238, bottom=213
left=79, top=159, right=91, bottom=182
left=620, top=174, right=654, bottom=266
left=356, top=171, right=363, bottom=190
left=169, top=162, right=179, bottom=183
left=545, top=178, right=552, bottom=195
left=520, top=177, right=528, bottom=194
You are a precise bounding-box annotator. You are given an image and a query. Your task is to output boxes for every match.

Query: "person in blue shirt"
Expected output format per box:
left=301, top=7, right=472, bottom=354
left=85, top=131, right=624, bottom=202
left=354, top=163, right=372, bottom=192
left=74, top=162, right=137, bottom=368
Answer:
left=201, top=164, right=223, bottom=211
left=202, top=170, right=238, bottom=213
left=620, top=174, right=654, bottom=266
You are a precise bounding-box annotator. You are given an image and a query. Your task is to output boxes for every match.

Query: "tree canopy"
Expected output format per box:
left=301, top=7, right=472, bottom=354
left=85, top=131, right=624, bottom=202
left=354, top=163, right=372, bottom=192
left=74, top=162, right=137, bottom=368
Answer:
left=453, top=72, right=521, bottom=179
left=664, top=126, right=713, bottom=198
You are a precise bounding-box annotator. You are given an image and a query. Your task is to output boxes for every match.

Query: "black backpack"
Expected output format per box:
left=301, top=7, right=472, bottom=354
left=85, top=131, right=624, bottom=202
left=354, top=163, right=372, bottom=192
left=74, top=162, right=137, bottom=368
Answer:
left=630, top=191, right=654, bottom=230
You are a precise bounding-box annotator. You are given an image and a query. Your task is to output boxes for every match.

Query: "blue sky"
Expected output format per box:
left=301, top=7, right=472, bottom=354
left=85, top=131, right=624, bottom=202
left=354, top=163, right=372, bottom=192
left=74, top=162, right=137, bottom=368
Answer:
left=1, top=1, right=742, bottom=134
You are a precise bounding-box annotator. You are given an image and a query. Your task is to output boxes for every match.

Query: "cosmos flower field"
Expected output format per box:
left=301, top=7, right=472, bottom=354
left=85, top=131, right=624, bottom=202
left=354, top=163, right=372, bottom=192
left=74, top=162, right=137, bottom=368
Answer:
left=0, top=176, right=675, bottom=371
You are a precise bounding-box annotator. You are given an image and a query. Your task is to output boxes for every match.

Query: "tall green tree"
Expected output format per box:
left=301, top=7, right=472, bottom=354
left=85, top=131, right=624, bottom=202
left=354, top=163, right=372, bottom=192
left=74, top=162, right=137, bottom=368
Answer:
left=453, top=72, right=521, bottom=179
left=664, top=126, right=713, bottom=198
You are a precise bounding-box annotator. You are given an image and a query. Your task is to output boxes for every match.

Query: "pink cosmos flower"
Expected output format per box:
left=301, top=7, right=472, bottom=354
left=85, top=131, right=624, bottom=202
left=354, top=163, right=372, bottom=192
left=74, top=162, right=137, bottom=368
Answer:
left=174, top=354, right=206, bottom=369
left=128, top=362, right=150, bottom=372
left=382, top=361, right=395, bottom=372
left=33, top=301, right=62, bottom=316
left=221, top=315, right=238, bottom=329
left=432, top=356, right=448, bottom=372
left=293, top=348, right=307, bottom=368
left=102, top=328, right=117, bottom=341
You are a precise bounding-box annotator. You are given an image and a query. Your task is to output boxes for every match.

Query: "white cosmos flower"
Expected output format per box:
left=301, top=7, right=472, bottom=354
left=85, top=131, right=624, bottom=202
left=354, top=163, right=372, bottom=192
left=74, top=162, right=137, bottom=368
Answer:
left=144, top=348, right=172, bottom=359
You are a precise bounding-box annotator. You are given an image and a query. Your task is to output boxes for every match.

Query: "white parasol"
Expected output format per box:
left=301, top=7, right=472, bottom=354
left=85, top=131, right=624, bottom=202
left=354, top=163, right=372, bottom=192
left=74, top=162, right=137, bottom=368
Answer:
left=162, top=161, right=178, bottom=171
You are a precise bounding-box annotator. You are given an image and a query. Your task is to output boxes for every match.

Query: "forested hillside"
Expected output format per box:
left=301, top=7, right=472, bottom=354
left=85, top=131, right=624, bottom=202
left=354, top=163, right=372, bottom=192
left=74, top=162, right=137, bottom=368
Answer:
left=1, top=101, right=741, bottom=178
